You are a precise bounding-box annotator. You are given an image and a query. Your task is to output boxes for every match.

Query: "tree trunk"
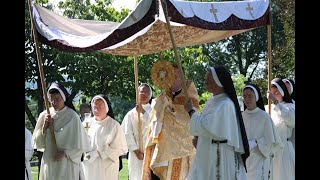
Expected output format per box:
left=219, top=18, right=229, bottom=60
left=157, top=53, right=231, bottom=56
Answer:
left=36, top=78, right=44, bottom=115
left=25, top=98, right=37, bottom=128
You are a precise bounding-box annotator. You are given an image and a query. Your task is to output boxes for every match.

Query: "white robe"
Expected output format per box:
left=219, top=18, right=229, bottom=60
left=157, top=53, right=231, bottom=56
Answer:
left=25, top=127, right=34, bottom=180
left=187, top=93, right=247, bottom=180
left=242, top=108, right=282, bottom=180
left=269, top=102, right=295, bottom=180
left=121, top=104, right=151, bottom=180
left=288, top=99, right=295, bottom=148
left=32, top=106, right=91, bottom=180
left=82, top=116, right=128, bottom=180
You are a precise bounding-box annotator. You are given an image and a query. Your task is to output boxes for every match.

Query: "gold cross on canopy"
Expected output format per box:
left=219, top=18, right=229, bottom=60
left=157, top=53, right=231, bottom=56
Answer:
left=210, top=4, right=219, bottom=22
left=246, top=3, right=255, bottom=18
left=180, top=9, right=184, bottom=16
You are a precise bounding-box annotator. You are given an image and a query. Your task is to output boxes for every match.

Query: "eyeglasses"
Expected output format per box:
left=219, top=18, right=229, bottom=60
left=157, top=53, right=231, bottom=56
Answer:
left=92, top=105, right=104, bottom=110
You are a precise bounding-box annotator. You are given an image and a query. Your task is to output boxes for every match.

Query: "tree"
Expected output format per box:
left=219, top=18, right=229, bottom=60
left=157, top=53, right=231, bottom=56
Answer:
left=269, top=0, right=295, bottom=79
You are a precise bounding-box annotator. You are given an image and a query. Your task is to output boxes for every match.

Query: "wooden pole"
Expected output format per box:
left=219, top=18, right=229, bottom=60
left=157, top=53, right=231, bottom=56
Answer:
left=267, top=2, right=274, bottom=180
left=160, top=0, right=189, bottom=99
left=267, top=6, right=272, bottom=115
left=27, top=0, right=58, bottom=155
left=134, top=56, right=143, bottom=152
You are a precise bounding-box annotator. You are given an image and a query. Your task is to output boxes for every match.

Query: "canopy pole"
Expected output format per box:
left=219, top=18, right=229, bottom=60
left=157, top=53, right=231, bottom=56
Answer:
left=134, top=56, right=143, bottom=152
left=267, top=5, right=273, bottom=115
left=267, top=25, right=272, bottom=114
left=267, top=3, right=274, bottom=180
left=28, top=0, right=58, bottom=155
left=160, top=0, right=189, bottom=99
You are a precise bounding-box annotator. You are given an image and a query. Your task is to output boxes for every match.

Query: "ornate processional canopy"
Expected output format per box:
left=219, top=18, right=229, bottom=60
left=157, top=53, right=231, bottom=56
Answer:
left=31, top=0, right=270, bottom=56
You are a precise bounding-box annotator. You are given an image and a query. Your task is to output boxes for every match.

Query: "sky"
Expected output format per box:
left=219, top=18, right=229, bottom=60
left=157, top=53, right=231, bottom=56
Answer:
left=48, top=0, right=137, bottom=12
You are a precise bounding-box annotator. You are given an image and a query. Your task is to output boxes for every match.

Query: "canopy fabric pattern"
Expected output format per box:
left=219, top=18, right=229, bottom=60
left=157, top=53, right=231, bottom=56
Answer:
left=32, top=0, right=270, bottom=56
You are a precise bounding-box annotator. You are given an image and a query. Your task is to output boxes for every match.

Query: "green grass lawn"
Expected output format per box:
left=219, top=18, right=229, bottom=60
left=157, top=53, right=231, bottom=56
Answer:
left=31, top=158, right=129, bottom=180
left=119, top=158, right=129, bottom=180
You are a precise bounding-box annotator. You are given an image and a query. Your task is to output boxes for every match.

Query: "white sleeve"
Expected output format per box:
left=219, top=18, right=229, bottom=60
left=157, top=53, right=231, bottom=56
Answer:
left=99, top=124, right=128, bottom=162
left=122, top=111, right=139, bottom=151
left=32, top=112, right=46, bottom=151
left=273, top=103, right=295, bottom=128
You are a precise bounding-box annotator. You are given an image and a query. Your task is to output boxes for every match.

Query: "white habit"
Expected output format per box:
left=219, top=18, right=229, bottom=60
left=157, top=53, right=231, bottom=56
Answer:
left=288, top=99, right=295, bottom=148
left=187, top=93, right=247, bottom=180
left=82, top=116, right=128, bottom=180
left=32, top=106, right=91, bottom=180
left=121, top=103, right=151, bottom=180
left=270, top=102, right=295, bottom=180
left=25, top=127, right=34, bottom=180
left=242, top=107, right=282, bottom=180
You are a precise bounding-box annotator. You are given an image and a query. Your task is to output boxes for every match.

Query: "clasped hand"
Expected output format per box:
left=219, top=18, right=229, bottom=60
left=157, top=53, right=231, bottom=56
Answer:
left=84, top=150, right=99, bottom=163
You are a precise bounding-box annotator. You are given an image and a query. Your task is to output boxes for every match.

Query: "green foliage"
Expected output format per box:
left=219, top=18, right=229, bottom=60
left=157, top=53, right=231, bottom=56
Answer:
left=110, top=96, right=135, bottom=123
left=232, top=74, right=247, bottom=96
left=198, top=91, right=212, bottom=113
left=180, top=46, right=209, bottom=95
left=269, top=0, right=295, bottom=79
left=25, top=99, right=39, bottom=131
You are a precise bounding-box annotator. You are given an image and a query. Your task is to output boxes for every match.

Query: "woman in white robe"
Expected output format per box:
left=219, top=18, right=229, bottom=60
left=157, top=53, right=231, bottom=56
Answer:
left=242, top=84, right=282, bottom=180
left=184, top=66, right=250, bottom=180
left=82, top=94, right=128, bottom=180
left=121, top=83, right=153, bottom=180
left=25, top=127, right=34, bottom=180
left=32, top=82, right=91, bottom=180
left=267, top=78, right=295, bottom=180
left=283, top=78, right=295, bottom=148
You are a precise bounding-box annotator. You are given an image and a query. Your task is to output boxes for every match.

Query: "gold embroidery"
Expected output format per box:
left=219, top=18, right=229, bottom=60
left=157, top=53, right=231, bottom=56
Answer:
left=145, top=82, right=199, bottom=180
left=99, top=21, right=211, bottom=56
left=173, top=96, right=200, bottom=109
left=171, top=158, right=182, bottom=180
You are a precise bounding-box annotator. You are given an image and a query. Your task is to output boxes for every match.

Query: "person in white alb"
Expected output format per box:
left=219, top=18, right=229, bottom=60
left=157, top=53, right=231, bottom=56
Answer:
left=267, top=78, right=295, bottom=180
left=82, top=94, right=128, bottom=180
left=121, top=83, right=153, bottom=180
left=282, top=78, right=295, bottom=149
left=32, top=82, right=91, bottom=180
left=241, top=84, right=282, bottom=180
left=184, top=66, right=250, bottom=180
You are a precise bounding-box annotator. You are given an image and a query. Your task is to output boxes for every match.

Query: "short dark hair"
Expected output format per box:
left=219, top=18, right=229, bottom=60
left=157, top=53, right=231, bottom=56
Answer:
left=80, top=103, right=90, bottom=111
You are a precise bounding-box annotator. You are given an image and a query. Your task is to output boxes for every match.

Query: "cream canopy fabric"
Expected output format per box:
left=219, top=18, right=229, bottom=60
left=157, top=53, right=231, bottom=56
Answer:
left=32, top=0, right=270, bottom=56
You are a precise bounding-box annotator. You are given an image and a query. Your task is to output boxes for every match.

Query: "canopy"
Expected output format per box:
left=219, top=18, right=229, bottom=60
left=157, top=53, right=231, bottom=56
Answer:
left=33, top=0, right=270, bottom=56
